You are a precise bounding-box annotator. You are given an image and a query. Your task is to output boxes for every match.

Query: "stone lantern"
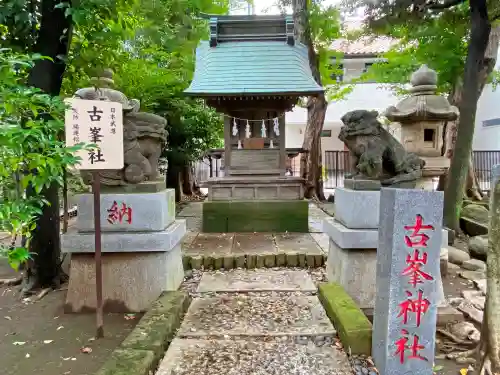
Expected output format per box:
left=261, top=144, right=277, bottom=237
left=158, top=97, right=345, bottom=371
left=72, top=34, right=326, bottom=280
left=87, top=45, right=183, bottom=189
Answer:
left=385, top=65, right=459, bottom=190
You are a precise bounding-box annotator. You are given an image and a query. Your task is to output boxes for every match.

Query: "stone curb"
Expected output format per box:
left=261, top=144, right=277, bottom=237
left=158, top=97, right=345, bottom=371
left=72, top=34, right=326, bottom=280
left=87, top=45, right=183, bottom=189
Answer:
left=183, top=252, right=327, bottom=270
left=318, top=283, right=372, bottom=356
left=94, top=291, right=191, bottom=375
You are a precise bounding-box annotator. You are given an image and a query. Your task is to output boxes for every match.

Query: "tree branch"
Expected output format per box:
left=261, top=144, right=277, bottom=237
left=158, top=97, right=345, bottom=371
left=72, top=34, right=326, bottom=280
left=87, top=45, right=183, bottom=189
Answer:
left=425, top=0, right=466, bottom=10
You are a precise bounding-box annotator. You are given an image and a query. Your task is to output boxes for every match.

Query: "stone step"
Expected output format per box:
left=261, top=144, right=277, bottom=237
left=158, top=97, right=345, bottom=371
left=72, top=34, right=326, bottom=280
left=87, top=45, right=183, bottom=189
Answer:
left=178, top=295, right=335, bottom=338
left=196, top=269, right=316, bottom=293
left=156, top=338, right=352, bottom=375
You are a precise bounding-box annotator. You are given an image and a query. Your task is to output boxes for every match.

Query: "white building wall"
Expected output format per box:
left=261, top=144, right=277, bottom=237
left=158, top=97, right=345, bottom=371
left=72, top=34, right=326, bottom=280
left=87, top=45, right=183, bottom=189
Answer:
left=287, top=81, right=500, bottom=153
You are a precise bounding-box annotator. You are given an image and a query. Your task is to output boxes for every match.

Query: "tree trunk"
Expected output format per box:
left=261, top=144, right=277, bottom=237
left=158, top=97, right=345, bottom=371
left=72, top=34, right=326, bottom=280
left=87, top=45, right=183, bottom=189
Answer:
left=293, top=0, right=327, bottom=201
left=442, top=1, right=491, bottom=231
left=181, top=162, right=201, bottom=196
left=166, top=156, right=183, bottom=202
left=23, top=0, right=72, bottom=293
left=440, top=26, right=499, bottom=202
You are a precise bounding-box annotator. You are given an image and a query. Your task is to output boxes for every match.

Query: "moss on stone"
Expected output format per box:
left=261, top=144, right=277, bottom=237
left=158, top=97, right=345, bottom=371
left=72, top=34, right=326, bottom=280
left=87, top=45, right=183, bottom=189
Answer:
left=94, top=349, right=155, bottom=375
left=318, top=283, right=372, bottom=356
left=202, top=202, right=229, bottom=232
left=202, top=200, right=308, bottom=233
left=121, top=292, right=190, bottom=356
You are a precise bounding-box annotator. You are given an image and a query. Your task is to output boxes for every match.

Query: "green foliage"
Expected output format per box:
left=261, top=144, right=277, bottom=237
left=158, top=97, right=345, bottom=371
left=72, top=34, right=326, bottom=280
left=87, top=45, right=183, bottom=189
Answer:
left=61, top=0, right=229, bottom=164
left=0, top=49, right=85, bottom=269
left=361, top=5, right=469, bottom=95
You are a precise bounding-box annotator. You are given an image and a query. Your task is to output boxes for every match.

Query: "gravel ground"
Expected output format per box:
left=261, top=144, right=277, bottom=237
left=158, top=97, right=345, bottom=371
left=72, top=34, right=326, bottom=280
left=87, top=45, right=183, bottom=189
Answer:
left=179, top=295, right=334, bottom=336
left=176, top=267, right=381, bottom=375
left=157, top=337, right=352, bottom=375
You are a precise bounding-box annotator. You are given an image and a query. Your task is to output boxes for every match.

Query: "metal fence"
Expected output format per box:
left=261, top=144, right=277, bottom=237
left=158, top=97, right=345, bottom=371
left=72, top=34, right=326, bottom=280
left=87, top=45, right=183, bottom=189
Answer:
left=323, top=150, right=500, bottom=192
left=473, top=151, right=500, bottom=192
left=323, top=151, right=352, bottom=189
left=194, top=149, right=500, bottom=192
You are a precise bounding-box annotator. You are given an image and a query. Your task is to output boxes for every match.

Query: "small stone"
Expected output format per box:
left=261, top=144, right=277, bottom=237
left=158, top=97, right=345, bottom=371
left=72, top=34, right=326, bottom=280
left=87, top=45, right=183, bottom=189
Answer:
left=256, top=254, right=265, bottom=268
left=223, top=256, right=234, bottom=270
left=474, top=279, right=487, bottom=294
left=469, top=235, right=488, bottom=260
left=286, top=253, right=299, bottom=267
left=276, top=253, right=286, bottom=267
left=314, top=254, right=324, bottom=267
left=191, top=256, right=203, bottom=269
left=246, top=255, right=257, bottom=269
left=183, top=255, right=192, bottom=270
left=203, top=256, right=214, bottom=270
left=213, top=256, right=223, bottom=270
left=298, top=254, right=306, bottom=267
left=448, top=263, right=460, bottom=271
left=448, top=246, right=470, bottom=265
left=369, top=371, right=377, bottom=375
left=234, top=255, right=246, bottom=269
left=462, top=258, right=486, bottom=272
left=362, top=368, right=369, bottom=375
left=184, top=269, right=193, bottom=278
left=264, top=254, right=276, bottom=268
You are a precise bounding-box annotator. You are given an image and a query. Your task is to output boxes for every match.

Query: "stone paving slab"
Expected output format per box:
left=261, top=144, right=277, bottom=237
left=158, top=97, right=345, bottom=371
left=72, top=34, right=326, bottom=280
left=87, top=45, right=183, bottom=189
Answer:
left=311, top=233, right=329, bottom=254
left=308, top=218, right=324, bottom=233
left=177, top=202, right=203, bottom=217
left=232, top=233, right=276, bottom=254
left=196, top=269, right=316, bottom=293
left=156, top=338, right=352, bottom=375
left=274, top=233, right=323, bottom=254
left=184, top=233, right=234, bottom=255
left=179, top=295, right=335, bottom=337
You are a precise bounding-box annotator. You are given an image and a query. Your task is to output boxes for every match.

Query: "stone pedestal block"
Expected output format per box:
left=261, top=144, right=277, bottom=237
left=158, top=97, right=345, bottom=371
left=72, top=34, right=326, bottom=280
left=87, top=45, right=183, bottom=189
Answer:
left=76, top=189, right=175, bottom=232
left=334, top=188, right=380, bottom=229
left=64, top=245, right=184, bottom=313
left=326, top=240, right=377, bottom=308
left=323, top=218, right=378, bottom=249
left=62, top=219, right=186, bottom=253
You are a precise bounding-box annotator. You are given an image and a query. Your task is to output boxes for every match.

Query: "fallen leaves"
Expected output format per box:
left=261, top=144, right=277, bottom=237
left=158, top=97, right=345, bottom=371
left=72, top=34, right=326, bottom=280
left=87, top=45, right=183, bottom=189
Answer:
left=80, top=346, right=93, bottom=354
left=124, top=313, right=136, bottom=321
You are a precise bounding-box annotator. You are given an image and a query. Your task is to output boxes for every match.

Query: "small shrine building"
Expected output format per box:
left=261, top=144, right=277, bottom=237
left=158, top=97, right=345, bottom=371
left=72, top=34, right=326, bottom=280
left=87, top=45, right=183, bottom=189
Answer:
left=185, top=14, right=323, bottom=232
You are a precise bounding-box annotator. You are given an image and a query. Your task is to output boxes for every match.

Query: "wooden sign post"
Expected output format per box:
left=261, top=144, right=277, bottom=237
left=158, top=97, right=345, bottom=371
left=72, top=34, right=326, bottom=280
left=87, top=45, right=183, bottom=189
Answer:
left=64, top=98, right=124, bottom=338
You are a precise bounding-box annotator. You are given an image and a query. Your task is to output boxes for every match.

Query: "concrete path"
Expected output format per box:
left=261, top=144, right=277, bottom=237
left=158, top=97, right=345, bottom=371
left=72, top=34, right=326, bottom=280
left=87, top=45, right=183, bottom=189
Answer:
left=155, top=269, right=351, bottom=375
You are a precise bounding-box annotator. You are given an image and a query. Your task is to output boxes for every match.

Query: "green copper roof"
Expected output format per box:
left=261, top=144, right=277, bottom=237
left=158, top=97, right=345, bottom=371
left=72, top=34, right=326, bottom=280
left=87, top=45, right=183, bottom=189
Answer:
left=185, top=41, right=324, bottom=96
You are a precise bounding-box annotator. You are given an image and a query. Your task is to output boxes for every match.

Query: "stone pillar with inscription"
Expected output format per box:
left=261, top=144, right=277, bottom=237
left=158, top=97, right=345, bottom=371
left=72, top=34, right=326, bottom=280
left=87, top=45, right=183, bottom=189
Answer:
left=372, top=188, right=442, bottom=375
left=61, top=72, right=185, bottom=313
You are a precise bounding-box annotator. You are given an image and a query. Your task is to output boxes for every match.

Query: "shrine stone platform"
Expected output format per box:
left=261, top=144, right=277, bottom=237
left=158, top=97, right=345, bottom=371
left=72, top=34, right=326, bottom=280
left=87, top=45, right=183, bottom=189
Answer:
left=205, top=176, right=304, bottom=201
left=203, top=200, right=308, bottom=233
left=61, top=187, right=185, bottom=313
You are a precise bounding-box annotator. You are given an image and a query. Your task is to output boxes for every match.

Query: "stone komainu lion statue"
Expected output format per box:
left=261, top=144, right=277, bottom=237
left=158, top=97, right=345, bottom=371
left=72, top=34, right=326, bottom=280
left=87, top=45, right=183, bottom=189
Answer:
left=339, top=110, right=425, bottom=186
left=74, top=85, right=167, bottom=186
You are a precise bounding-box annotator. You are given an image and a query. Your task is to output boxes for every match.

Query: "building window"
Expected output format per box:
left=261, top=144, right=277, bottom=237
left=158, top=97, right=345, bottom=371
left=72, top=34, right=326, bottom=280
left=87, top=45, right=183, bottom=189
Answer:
left=363, top=62, right=374, bottom=73
left=483, top=118, right=500, bottom=127
left=321, top=130, right=332, bottom=137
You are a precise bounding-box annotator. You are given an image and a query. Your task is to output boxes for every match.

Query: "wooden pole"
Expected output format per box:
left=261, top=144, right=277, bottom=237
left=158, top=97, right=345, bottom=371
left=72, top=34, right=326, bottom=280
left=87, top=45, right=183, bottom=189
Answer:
left=92, top=171, right=104, bottom=338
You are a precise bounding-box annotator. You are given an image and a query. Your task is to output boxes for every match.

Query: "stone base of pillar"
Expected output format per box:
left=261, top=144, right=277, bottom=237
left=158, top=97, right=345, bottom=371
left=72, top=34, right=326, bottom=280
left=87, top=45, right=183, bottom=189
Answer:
left=64, top=245, right=184, bottom=313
